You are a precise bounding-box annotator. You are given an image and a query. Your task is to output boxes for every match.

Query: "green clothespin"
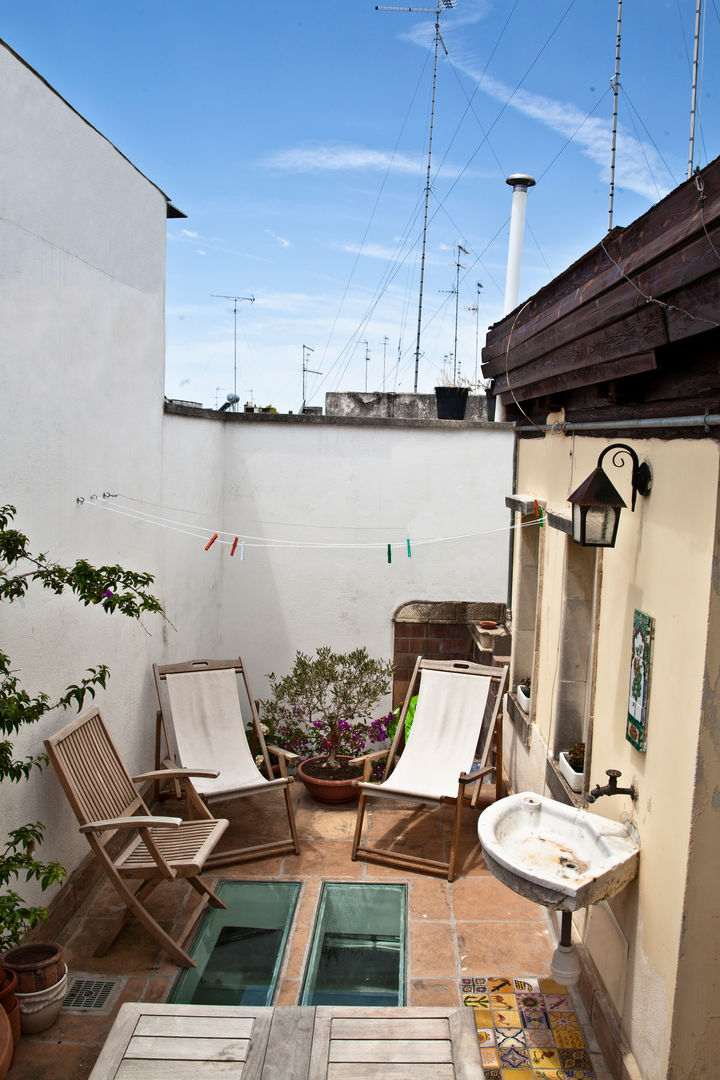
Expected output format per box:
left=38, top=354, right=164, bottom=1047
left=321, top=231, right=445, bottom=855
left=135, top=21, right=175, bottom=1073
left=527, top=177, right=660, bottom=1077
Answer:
left=387, top=543, right=392, bottom=564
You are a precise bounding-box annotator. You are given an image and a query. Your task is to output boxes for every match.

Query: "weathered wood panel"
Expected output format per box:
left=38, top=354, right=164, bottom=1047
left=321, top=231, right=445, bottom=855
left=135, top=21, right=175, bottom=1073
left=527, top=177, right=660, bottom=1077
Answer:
left=497, top=352, right=656, bottom=406
left=491, top=303, right=664, bottom=395
left=483, top=222, right=720, bottom=377
left=484, top=156, right=720, bottom=361
left=125, top=1036, right=250, bottom=1061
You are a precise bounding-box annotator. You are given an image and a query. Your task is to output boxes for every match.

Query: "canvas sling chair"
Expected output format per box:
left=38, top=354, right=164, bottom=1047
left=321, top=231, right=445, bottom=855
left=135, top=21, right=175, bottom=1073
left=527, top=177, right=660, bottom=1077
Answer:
left=153, top=657, right=300, bottom=866
left=44, top=706, right=229, bottom=968
left=351, top=658, right=509, bottom=882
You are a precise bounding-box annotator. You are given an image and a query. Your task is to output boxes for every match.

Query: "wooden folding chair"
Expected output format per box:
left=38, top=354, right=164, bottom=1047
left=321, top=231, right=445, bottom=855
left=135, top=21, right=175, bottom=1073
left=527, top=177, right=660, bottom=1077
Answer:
left=351, top=658, right=508, bottom=882
left=45, top=706, right=229, bottom=968
left=153, top=658, right=300, bottom=866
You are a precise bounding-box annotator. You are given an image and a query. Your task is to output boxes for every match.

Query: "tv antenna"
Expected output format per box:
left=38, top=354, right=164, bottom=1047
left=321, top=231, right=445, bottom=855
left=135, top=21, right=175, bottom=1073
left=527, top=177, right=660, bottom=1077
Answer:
left=376, top=0, right=456, bottom=393
left=211, top=293, right=254, bottom=408
left=302, top=345, right=321, bottom=412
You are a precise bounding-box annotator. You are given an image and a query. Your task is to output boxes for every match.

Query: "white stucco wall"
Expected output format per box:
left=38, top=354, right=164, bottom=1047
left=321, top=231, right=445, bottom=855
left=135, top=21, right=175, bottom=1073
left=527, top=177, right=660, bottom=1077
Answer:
left=159, top=412, right=515, bottom=707
left=1, top=40, right=516, bottom=922
left=1, top=42, right=171, bottom=898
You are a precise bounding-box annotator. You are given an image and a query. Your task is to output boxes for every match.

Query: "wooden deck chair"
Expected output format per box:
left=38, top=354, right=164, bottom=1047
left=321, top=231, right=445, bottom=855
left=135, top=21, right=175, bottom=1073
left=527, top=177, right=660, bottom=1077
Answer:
left=153, top=658, right=300, bottom=866
left=351, top=658, right=509, bottom=882
left=44, top=707, right=230, bottom=968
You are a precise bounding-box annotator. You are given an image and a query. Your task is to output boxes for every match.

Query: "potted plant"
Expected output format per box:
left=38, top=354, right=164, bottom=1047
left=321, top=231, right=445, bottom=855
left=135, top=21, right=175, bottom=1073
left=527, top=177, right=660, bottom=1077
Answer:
left=516, top=678, right=531, bottom=714
left=260, top=646, right=393, bottom=803
left=0, top=504, right=165, bottom=982
left=559, top=742, right=585, bottom=793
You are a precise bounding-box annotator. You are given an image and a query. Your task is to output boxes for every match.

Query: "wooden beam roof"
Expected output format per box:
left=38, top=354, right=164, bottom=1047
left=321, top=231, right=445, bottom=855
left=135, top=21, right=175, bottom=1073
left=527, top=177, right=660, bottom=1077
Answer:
left=482, top=155, right=720, bottom=431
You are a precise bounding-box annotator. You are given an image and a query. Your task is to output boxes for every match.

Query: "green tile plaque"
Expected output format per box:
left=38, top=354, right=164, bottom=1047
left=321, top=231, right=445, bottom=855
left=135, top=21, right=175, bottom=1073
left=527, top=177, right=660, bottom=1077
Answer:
left=626, top=609, right=654, bottom=752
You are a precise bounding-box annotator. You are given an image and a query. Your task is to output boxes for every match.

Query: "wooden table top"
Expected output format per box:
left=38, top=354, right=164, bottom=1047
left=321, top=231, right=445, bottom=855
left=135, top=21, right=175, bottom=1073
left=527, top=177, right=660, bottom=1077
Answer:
left=88, top=1003, right=485, bottom=1079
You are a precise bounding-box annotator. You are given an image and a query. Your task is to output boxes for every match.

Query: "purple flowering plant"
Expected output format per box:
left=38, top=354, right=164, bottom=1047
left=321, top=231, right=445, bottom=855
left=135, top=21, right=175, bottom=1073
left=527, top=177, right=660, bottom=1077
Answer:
left=259, top=646, right=394, bottom=772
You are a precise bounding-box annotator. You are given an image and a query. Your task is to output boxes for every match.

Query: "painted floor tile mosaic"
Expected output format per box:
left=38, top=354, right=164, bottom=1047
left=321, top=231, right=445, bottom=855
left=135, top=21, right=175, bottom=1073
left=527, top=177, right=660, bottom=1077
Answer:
left=462, top=976, right=596, bottom=1080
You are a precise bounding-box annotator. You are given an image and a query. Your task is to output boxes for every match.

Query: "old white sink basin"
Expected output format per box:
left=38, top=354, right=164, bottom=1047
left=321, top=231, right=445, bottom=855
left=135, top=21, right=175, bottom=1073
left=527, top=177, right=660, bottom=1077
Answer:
left=478, top=791, right=640, bottom=911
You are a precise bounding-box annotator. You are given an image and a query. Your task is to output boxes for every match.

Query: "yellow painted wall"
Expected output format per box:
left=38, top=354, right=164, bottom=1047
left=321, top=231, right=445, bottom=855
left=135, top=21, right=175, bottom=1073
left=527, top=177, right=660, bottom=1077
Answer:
left=510, top=432, right=719, bottom=1080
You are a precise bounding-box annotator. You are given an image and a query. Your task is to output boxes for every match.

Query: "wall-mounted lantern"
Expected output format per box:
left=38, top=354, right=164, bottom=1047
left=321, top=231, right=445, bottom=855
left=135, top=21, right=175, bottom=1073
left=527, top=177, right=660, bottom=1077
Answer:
left=568, top=443, right=652, bottom=547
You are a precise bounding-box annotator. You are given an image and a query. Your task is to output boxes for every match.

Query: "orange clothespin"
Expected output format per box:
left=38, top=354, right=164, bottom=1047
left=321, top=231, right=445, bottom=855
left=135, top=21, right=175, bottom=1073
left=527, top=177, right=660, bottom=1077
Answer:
left=205, top=533, right=218, bottom=550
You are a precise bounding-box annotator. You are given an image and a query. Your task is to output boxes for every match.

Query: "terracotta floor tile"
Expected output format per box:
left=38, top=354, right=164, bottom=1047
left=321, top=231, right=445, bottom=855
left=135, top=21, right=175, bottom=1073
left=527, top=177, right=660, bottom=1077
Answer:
left=409, top=921, right=457, bottom=978
left=219, top=855, right=285, bottom=878
left=62, top=917, right=165, bottom=975
left=286, top=839, right=363, bottom=878
left=13, top=793, right=611, bottom=1080
left=456, top=921, right=555, bottom=975
left=8, top=1039, right=100, bottom=1079
left=409, top=979, right=461, bottom=1006
left=408, top=877, right=452, bottom=921
left=451, top=875, right=547, bottom=922
left=282, top=922, right=311, bottom=981
left=275, top=979, right=300, bottom=1005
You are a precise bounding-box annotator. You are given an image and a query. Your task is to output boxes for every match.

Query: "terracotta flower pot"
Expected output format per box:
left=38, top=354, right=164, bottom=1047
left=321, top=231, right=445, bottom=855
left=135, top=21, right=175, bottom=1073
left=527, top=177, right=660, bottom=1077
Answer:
left=15, top=967, right=68, bottom=1035
left=0, top=970, right=19, bottom=1049
left=0, top=942, right=65, bottom=995
left=297, top=756, right=363, bottom=804
left=0, top=1004, right=13, bottom=1080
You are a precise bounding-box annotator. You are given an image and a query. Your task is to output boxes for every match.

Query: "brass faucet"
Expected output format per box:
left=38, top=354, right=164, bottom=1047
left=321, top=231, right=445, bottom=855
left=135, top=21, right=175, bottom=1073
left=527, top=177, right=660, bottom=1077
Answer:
left=587, top=769, right=637, bottom=803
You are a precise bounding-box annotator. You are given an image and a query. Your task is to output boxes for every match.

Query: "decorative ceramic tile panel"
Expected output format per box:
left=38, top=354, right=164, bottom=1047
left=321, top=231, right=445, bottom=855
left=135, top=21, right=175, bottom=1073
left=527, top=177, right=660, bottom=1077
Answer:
left=461, top=976, right=596, bottom=1079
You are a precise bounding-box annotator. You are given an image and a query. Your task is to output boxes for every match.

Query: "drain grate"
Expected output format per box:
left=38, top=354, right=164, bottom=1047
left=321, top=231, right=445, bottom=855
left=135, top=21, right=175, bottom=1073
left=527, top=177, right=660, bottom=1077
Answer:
left=62, top=973, right=126, bottom=1015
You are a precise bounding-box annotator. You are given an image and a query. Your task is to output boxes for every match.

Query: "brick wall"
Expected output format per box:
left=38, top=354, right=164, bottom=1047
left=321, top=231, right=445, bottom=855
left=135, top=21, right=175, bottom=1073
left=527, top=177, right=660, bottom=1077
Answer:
left=392, top=621, right=474, bottom=707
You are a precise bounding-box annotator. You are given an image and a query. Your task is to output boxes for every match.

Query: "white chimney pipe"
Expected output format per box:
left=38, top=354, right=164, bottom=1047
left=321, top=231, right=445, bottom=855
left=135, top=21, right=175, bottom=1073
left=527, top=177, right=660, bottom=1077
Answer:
left=494, top=173, right=535, bottom=422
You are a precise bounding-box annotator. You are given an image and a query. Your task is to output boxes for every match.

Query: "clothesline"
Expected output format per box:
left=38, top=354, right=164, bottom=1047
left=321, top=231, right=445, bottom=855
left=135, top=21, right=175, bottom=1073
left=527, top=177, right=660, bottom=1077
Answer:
left=77, top=492, right=542, bottom=554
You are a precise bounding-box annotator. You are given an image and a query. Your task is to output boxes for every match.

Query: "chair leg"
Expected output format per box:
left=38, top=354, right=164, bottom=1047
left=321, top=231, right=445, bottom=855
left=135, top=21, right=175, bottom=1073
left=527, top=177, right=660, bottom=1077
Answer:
left=351, top=791, right=368, bottom=860
left=96, top=872, right=198, bottom=967
left=187, top=875, right=227, bottom=910
left=448, top=797, right=464, bottom=882
left=284, top=784, right=300, bottom=854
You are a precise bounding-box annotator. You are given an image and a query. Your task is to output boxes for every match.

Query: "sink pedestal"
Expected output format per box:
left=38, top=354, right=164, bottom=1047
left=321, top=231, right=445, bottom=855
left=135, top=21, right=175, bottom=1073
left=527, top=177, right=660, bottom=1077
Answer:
left=550, top=911, right=581, bottom=986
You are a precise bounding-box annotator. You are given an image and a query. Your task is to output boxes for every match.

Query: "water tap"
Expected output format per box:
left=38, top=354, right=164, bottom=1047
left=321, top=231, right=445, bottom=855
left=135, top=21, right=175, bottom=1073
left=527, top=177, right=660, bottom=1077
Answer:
left=587, top=769, right=637, bottom=803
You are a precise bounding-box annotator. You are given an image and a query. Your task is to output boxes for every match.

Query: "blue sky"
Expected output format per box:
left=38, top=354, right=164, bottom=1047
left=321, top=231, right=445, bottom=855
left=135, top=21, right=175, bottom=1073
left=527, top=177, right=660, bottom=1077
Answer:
left=3, top=1, right=719, bottom=411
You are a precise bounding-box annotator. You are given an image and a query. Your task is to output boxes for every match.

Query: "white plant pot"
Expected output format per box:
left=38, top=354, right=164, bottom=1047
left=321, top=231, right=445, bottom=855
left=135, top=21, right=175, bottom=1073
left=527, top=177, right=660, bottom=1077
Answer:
left=15, top=967, right=68, bottom=1034
left=559, top=751, right=584, bottom=793
left=516, top=684, right=531, bottom=714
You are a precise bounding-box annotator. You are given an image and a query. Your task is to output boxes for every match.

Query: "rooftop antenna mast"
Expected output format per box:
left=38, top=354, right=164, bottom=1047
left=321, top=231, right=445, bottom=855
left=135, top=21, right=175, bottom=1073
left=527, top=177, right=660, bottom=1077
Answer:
left=376, top=0, right=456, bottom=393
left=452, top=243, right=468, bottom=382
left=688, top=0, right=703, bottom=178
left=211, top=293, right=254, bottom=409
left=608, top=0, right=623, bottom=231
left=302, top=344, right=321, bottom=412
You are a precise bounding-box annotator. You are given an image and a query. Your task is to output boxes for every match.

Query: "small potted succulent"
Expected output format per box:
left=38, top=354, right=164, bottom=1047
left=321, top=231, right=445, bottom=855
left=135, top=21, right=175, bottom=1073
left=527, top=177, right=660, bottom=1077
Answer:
left=516, top=678, right=531, bottom=714
left=559, top=742, right=585, bottom=793
left=259, top=646, right=393, bottom=803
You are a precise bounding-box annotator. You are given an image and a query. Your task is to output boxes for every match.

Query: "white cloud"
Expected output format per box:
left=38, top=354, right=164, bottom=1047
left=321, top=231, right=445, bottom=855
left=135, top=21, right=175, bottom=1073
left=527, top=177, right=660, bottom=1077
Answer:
left=266, top=229, right=291, bottom=248
left=181, top=228, right=199, bottom=238
left=435, top=50, right=672, bottom=202
left=260, top=145, right=425, bottom=174
left=342, top=241, right=407, bottom=261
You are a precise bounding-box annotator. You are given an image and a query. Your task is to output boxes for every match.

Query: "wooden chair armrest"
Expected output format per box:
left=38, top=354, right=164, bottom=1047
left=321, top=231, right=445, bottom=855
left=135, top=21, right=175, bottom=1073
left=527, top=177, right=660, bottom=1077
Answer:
left=266, top=744, right=299, bottom=761
left=133, top=768, right=220, bottom=782
left=79, top=816, right=182, bottom=834
left=349, top=748, right=390, bottom=766
left=458, top=765, right=493, bottom=786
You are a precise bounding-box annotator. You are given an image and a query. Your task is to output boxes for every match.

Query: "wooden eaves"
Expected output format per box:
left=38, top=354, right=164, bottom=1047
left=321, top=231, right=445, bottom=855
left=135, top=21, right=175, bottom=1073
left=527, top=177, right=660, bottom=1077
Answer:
left=482, top=154, right=720, bottom=432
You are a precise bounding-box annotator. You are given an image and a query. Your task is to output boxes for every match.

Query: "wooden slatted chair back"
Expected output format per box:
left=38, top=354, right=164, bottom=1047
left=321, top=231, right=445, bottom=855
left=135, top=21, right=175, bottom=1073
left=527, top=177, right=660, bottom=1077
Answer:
left=46, top=706, right=146, bottom=841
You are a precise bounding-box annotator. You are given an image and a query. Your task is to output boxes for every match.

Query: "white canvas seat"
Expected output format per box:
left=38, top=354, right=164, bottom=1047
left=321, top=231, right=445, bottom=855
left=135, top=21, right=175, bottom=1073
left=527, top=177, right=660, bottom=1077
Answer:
left=153, top=658, right=300, bottom=865
left=45, top=706, right=229, bottom=968
left=351, top=658, right=508, bottom=881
